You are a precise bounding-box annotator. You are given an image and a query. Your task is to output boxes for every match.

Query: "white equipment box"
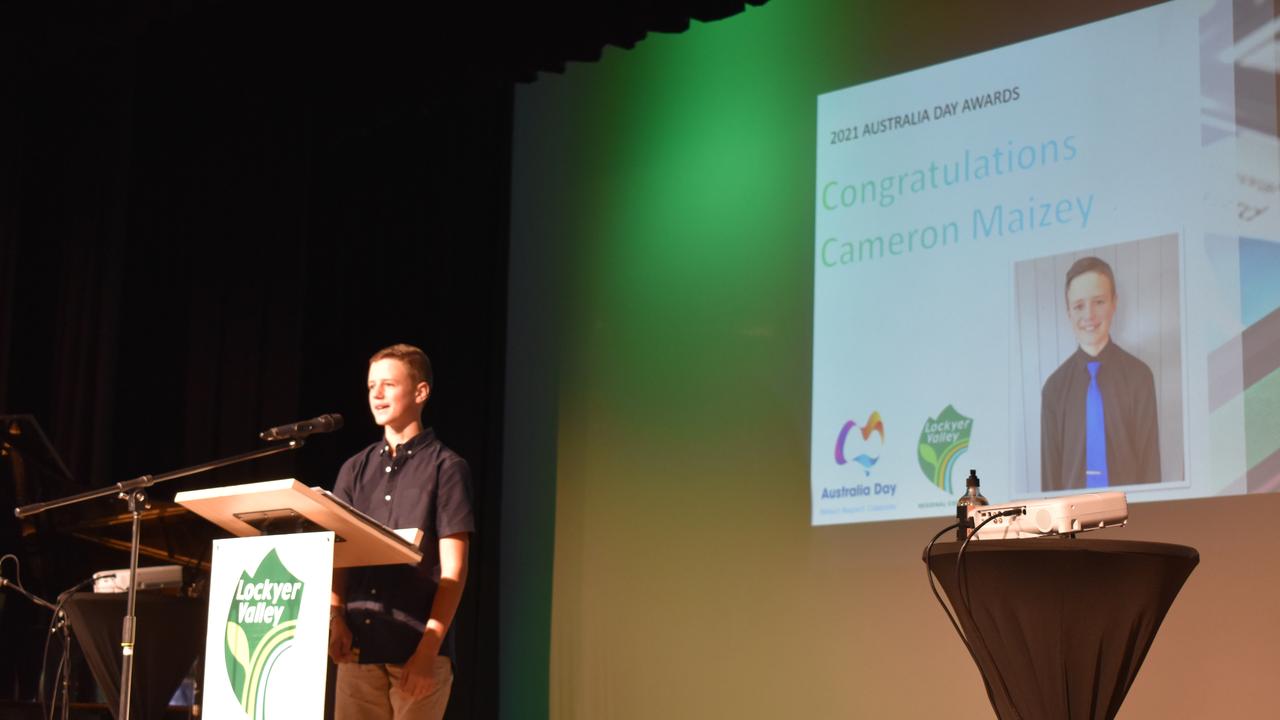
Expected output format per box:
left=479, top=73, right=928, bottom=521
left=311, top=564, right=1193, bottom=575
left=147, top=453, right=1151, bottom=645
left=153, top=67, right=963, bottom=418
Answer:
left=969, top=491, right=1128, bottom=540
left=92, top=564, right=184, bottom=593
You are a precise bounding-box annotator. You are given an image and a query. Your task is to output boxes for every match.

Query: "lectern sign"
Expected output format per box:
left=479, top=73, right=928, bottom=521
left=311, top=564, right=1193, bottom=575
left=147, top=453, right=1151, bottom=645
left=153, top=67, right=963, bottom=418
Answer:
left=203, top=533, right=332, bottom=720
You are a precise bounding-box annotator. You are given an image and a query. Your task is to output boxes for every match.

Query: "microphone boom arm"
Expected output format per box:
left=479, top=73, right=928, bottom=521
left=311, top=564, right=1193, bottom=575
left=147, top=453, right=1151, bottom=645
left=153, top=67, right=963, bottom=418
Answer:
left=14, top=440, right=306, bottom=519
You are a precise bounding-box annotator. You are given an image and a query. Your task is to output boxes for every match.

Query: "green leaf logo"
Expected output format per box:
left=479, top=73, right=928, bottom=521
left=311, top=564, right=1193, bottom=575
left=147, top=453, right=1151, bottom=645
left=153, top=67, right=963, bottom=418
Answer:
left=223, top=548, right=304, bottom=720
left=917, top=405, right=973, bottom=494
left=226, top=621, right=251, bottom=677
left=918, top=443, right=939, bottom=469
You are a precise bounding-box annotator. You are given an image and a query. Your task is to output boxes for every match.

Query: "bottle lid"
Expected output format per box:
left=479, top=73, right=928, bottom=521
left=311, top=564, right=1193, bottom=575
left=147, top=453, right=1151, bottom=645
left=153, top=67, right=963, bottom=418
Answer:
left=966, top=469, right=980, bottom=488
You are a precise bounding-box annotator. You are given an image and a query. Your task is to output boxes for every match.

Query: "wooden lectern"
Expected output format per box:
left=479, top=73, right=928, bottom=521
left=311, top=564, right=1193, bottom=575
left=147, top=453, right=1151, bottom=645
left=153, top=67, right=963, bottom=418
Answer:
left=175, top=479, right=423, bottom=720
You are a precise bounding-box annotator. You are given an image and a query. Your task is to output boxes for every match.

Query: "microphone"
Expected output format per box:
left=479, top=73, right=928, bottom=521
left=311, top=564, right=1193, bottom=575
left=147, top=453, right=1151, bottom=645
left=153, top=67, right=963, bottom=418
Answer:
left=259, top=414, right=344, bottom=442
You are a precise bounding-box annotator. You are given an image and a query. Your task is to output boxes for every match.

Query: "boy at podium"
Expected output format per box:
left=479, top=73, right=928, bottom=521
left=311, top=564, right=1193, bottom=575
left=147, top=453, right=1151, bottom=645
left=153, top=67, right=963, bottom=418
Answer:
left=327, top=344, right=475, bottom=720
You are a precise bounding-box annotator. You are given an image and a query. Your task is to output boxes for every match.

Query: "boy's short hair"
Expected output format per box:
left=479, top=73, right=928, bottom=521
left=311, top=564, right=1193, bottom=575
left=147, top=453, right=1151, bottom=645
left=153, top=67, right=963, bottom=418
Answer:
left=369, top=343, right=433, bottom=388
left=1064, top=256, right=1116, bottom=303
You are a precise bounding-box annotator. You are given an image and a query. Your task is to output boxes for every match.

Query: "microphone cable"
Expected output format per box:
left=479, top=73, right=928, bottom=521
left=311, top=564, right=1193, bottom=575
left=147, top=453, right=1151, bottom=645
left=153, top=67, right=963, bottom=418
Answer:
left=923, top=522, right=979, bottom=663
left=953, top=509, right=1025, bottom=719
left=40, top=576, right=93, bottom=720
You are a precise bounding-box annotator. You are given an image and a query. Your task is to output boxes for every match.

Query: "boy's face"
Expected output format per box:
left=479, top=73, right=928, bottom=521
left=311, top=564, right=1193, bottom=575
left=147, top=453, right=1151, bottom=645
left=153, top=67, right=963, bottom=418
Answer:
left=1066, top=270, right=1116, bottom=353
left=367, top=357, right=428, bottom=429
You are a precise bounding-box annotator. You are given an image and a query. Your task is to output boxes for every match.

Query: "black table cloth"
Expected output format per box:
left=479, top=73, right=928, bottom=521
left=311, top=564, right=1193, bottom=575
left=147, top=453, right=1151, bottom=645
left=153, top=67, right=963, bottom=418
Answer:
left=62, top=592, right=206, bottom=720
left=925, top=539, right=1198, bottom=720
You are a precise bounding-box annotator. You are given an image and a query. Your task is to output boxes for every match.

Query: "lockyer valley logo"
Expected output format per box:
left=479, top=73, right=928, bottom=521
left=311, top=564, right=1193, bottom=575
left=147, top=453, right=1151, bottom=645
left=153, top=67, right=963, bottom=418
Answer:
left=917, top=405, right=973, bottom=494
left=224, top=548, right=304, bottom=720
left=835, top=411, right=885, bottom=476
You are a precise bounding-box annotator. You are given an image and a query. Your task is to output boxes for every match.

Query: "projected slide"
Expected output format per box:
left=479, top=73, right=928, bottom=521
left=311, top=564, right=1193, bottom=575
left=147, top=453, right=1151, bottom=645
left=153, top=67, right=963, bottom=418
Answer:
left=811, top=0, right=1280, bottom=525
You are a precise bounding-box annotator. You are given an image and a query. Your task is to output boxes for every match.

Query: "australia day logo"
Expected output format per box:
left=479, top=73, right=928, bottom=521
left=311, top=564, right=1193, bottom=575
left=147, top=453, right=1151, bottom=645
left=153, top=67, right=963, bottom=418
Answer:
left=835, top=411, right=884, bottom=476
left=917, top=404, right=973, bottom=494
left=224, top=548, right=304, bottom=720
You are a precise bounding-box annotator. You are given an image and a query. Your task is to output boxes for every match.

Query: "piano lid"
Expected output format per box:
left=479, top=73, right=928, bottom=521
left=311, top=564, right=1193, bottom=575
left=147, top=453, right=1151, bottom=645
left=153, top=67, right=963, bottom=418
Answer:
left=68, top=501, right=227, bottom=571
left=2, top=414, right=76, bottom=504
left=2, top=415, right=229, bottom=571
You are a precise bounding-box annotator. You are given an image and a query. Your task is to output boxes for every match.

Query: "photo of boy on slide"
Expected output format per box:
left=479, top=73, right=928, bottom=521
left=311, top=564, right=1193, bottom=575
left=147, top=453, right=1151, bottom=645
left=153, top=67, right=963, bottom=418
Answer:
left=1041, top=256, right=1161, bottom=490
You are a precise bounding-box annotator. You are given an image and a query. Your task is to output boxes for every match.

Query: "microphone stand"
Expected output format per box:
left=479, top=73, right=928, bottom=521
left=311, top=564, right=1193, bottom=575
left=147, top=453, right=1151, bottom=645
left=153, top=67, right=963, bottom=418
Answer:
left=14, top=439, right=306, bottom=720
left=57, top=605, right=71, bottom=720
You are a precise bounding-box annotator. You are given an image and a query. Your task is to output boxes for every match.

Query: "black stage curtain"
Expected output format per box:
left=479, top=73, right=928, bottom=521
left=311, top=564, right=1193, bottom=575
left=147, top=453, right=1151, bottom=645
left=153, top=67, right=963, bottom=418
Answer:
left=0, top=6, right=509, bottom=718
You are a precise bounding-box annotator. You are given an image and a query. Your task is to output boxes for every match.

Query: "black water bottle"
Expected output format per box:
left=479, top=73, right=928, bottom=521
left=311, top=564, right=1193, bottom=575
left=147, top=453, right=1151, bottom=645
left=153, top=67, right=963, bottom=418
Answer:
left=955, top=469, right=989, bottom=540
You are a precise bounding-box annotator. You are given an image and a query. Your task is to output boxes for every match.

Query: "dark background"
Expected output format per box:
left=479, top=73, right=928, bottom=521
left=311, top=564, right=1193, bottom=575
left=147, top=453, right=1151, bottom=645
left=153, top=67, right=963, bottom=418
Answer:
left=0, top=2, right=758, bottom=716
left=0, top=3, right=514, bottom=717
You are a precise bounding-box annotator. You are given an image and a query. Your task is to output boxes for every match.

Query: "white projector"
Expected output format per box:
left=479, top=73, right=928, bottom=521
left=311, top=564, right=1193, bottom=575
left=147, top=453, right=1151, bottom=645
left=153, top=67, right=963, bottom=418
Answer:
left=968, top=491, right=1128, bottom=540
left=92, top=565, right=185, bottom=593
